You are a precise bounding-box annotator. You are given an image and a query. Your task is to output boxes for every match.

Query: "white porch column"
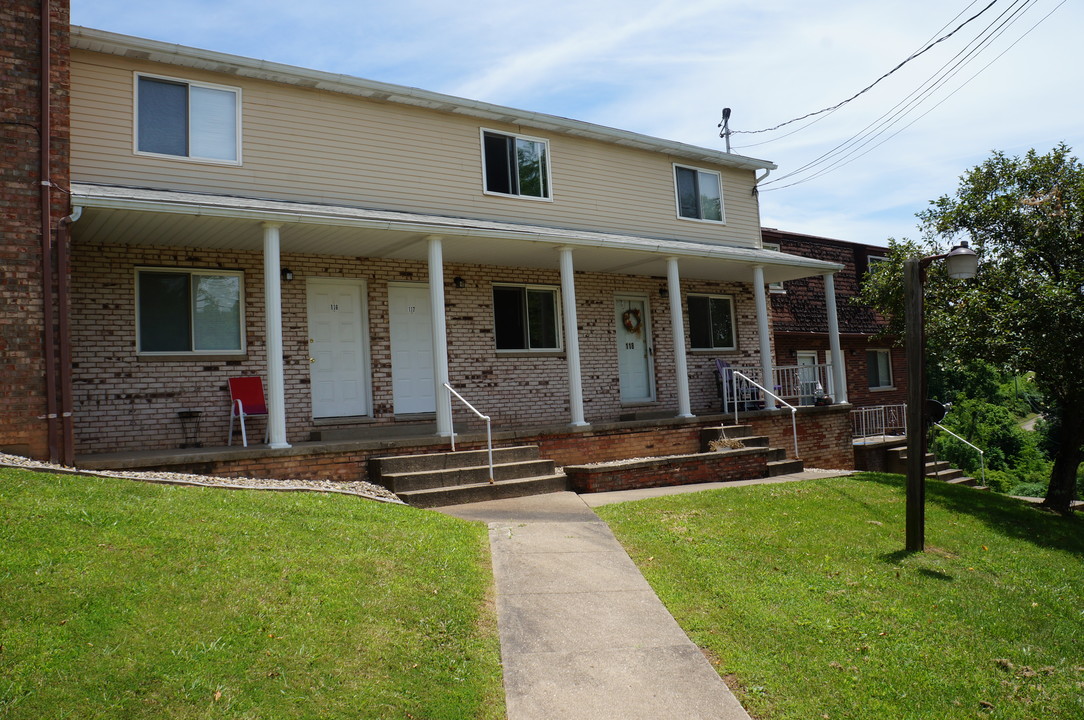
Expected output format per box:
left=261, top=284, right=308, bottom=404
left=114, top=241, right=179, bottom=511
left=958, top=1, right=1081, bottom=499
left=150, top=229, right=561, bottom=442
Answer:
left=262, top=222, right=290, bottom=448
left=667, top=257, right=693, bottom=418
left=752, top=265, right=777, bottom=410
left=823, top=272, right=848, bottom=404
left=427, top=236, right=453, bottom=437
left=558, top=247, right=588, bottom=426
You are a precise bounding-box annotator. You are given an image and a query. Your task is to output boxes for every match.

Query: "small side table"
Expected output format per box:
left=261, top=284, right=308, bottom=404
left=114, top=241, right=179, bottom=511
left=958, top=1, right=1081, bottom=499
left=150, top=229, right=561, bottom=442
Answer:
left=178, top=410, right=203, bottom=448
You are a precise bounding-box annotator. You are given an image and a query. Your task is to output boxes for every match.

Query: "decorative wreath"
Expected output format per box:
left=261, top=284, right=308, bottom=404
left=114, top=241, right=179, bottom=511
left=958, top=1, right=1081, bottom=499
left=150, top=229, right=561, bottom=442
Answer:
left=622, top=308, right=643, bottom=333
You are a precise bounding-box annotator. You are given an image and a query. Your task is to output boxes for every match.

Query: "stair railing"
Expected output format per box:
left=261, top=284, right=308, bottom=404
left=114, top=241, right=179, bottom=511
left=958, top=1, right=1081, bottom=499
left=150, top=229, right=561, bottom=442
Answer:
left=933, top=422, right=985, bottom=486
left=444, top=383, right=494, bottom=484
left=733, top=371, right=800, bottom=459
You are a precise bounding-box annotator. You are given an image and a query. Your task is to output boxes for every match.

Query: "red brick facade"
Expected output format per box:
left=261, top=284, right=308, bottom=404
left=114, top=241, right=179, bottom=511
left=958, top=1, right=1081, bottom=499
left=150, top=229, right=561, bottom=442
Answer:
left=0, top=0, right=70, bottom=459
left=763, top=228, right=907, bottom=409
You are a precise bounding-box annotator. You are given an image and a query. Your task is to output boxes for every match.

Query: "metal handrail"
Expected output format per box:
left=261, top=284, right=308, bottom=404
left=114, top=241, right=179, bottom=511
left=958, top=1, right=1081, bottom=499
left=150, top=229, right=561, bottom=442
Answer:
left=934, top=422, right=986, bottom=486
left=444, top=383, right=494, bottom=484
left=733, top=371, right=800, bottom=459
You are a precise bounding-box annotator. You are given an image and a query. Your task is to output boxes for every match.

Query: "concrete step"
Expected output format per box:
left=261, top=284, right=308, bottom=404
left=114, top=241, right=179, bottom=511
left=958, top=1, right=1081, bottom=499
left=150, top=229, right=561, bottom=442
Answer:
left=930, top=467, right=965, bottom=482
left=946, top=476, right=977, bottom=486
left=380, top=459, right=557, bottom=493
left=369, top=445, right=540, bottom=475
left=767, top=458, right=805, bottom=476
left=399, top=473, right=568, bottom=508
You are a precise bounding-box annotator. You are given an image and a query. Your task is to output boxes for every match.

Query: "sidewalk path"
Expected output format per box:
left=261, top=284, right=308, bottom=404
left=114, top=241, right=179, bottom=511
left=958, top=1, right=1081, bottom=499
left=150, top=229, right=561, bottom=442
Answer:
left=439, top=490, right=753, bottom=720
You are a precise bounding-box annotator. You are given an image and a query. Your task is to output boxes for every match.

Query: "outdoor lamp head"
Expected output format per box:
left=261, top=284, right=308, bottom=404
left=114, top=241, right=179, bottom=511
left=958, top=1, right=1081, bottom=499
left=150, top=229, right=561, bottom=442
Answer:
left=944, top=241, right=978, bottom=280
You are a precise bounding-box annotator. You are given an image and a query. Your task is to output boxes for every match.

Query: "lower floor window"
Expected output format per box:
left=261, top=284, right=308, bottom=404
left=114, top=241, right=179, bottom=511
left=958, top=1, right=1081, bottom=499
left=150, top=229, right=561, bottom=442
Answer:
left=493, top=284, right=561, bottom=351
left=137, top=268, right=244, bottom=353
left=687, top=293, right=736, bottom=350
left=867, top=349, right=893, bottom=388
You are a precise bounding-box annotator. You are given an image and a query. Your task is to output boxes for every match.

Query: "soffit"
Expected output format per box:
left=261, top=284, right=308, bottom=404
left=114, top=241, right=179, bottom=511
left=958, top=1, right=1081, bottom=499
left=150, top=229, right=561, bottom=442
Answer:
left=70, top=183, right=842, bottom=284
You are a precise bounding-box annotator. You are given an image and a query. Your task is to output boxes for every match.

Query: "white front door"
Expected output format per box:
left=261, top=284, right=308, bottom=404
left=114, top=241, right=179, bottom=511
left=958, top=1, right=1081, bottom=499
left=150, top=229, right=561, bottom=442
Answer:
left=616, top=296, right=654, bottom=403
left=307, top=279, right=370, bottom=418
left=389, top=283, right=435, bottom=414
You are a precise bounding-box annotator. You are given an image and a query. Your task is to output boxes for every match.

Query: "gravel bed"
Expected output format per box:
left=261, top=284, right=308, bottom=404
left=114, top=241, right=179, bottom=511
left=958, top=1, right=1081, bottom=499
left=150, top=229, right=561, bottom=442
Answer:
left=0, top=452, right=403, bottom=504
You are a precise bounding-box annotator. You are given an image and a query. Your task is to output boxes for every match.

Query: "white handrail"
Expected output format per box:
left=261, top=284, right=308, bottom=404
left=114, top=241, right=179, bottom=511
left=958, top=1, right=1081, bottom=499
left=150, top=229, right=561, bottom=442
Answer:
left=733, top=371, right=800, bottom=459
left=934, top=422, right=986, bottom=486
left=444, top=383, right=494, bottom=484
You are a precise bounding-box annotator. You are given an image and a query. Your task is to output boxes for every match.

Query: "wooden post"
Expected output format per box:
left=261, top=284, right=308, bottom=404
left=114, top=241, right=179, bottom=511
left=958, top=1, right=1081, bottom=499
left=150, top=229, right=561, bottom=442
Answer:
left=904, top=257, right=926, bottom=552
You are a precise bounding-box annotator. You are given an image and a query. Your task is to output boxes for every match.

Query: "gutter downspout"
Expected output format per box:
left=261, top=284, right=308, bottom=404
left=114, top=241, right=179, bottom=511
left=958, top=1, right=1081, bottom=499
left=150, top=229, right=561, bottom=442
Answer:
left=40, top=0, right=59, bottom=462
left=57, top=205, right=81, bottom=466
left=755, top=168, right=771, bottom=187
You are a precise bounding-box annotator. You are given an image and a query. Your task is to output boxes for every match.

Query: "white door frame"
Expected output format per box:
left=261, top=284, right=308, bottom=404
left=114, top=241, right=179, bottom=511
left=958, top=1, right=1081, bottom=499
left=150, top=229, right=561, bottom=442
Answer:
left=306, top=277, right=372, bottom=419
left=615, top=294, right=655, bottom=403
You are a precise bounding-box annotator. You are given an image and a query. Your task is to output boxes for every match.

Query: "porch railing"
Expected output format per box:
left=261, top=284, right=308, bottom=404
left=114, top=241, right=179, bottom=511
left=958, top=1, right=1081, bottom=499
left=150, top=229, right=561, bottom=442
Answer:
left=717, top=362, right=837, bottom=411
left=443, top=383, right=494, bottom=484
left=733, top=371, right=800, bottom=459
left=852, top=404, right=907, bottom=443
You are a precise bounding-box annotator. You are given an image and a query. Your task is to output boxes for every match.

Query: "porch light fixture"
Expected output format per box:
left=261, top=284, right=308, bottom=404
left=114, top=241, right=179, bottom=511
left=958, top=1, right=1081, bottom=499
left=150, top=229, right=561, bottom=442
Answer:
left=280, top=268, right=294, bottom=282
left=659, top=287, right=669, bottom=298
left=453, top=276, right=466, bottom=289
left=904, top=241, right=977, bottom=552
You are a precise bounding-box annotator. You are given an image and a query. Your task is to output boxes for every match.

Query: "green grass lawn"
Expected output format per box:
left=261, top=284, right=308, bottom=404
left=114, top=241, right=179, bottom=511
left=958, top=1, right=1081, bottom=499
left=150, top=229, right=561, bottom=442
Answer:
left=0, top=468, right=504, bottom=719
left=597, top=473, right=1084, bottom=720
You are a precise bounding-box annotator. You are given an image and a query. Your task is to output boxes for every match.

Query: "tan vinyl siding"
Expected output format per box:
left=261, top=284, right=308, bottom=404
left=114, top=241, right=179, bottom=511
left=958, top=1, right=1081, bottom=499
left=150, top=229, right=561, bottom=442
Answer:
left=71, top=49, right=762, bottom=247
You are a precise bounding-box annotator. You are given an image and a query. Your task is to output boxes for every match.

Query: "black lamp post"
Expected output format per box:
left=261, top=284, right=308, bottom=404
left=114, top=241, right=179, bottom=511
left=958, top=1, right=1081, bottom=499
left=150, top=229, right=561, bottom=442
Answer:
left=904, top=241, right=978, bottom=552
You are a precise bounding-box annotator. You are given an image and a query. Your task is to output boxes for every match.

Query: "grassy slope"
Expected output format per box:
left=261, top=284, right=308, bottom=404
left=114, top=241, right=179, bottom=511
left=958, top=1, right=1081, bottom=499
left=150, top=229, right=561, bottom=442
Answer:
left=598, top=473, right=1084, bottom=720
left=0, top=468, right=504, bottom=720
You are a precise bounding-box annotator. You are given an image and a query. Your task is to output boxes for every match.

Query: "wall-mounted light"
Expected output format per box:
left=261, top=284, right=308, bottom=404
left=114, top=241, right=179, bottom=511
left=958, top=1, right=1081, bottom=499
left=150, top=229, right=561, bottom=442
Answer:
left=659, top=287, right=669, bottom=298
left=281, top=268, right=294, bottom=282
left=453, top=276, right=466, bottom=289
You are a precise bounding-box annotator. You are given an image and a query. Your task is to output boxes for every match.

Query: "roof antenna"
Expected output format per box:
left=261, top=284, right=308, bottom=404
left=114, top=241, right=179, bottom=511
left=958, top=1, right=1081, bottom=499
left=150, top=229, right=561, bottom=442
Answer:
left=718, top=108, right=732, bottom=153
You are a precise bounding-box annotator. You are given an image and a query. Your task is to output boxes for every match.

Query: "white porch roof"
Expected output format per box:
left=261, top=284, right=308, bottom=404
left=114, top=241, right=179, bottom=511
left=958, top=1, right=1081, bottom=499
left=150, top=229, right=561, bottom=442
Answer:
left=71, top=183, right=843, bottom=284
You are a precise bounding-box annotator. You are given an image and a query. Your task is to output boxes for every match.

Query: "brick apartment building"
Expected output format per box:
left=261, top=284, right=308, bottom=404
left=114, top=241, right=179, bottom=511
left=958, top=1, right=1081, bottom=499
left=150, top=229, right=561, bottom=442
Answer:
left=762, top=227, right=906, bottom=411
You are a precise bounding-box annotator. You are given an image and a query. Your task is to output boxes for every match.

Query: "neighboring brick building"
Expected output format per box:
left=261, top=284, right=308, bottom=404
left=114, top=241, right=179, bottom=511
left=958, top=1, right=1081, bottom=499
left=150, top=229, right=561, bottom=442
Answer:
left=762, top=227, right=907, bottom=411
left=0, top=0, right=71, bottom=461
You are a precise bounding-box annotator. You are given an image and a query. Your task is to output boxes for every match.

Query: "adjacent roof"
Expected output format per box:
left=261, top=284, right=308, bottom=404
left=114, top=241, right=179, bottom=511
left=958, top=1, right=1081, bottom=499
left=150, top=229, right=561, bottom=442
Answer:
left=70, top=26, right=776, bottom=173
left=71, top=183, right=842, bottom=283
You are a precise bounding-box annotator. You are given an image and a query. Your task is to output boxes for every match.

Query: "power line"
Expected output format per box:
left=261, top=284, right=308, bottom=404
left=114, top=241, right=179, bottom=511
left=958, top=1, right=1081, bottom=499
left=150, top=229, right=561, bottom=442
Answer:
left=728, top=0, right=999, bottom=137
left=733, top=2, right=985, bottom=151
left=759, top=0, right=1063, bottom=191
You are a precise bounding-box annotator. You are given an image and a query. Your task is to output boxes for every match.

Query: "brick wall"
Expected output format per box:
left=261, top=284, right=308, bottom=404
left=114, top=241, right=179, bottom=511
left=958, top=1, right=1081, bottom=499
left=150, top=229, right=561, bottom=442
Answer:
left=69, top=242, right=773, bottom=453
left=741, top=404, right=855, bottom=469
left=0, top=0, right=70, bottom=458
left=564, top=449, right=768, bottom=493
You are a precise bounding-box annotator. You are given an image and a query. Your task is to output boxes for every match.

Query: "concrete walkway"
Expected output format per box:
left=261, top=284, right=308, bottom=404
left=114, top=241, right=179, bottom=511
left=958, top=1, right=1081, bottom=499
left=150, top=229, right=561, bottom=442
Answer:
left=439, top=486, right=764, bottom=719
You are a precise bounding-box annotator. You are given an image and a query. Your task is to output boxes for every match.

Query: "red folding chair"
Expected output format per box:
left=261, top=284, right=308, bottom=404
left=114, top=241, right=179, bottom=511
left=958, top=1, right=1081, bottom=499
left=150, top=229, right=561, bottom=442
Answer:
left=227, top=376, right=269, bottom=447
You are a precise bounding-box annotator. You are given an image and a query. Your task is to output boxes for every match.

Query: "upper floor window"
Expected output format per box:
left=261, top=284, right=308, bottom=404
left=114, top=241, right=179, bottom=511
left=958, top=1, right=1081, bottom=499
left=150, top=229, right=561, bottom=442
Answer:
left=136, top=74, right=240, bottom=164
left=493, top=284, right=561, bottom=351
left=674, top=165, right=723, bottom=222
left=762, top=242, right=786, bottom=293
left=137, top=268, right=245, bottom=354
left=687, top=293, right=736, bottom=350
left=482, top=130, right=550, bottom=199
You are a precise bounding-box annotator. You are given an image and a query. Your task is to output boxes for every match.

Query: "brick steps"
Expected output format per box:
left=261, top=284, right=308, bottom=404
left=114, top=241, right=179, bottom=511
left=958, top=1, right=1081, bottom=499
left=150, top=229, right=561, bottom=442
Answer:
left=369, top=445, right=567, bottom=507
left=699, top=424, right=805, bottom=477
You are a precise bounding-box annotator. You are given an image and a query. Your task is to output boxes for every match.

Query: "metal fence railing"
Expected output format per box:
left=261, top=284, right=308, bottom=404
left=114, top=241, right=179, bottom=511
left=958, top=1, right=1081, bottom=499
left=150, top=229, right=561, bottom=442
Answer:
left=851, top=404, right=907, bottom=443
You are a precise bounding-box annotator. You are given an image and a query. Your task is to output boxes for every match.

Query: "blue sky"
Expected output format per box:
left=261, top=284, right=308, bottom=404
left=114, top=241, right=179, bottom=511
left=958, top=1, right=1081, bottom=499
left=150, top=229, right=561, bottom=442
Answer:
left=71, top=0, right=1080, bottom=247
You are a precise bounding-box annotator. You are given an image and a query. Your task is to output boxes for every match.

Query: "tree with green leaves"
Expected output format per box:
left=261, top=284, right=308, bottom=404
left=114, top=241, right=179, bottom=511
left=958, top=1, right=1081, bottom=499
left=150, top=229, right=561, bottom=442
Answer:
left=861, top=144, right=1084, bottom=512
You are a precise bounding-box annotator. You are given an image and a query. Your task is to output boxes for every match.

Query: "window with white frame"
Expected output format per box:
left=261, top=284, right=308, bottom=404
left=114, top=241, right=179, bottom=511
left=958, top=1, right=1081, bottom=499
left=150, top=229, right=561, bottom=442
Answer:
left=867, top=349, right=893, bottom=389
left=687, top=293, right=736, bottom=350
left=762, top=242, right=786, bottom=292
left=482, top=130, right=550, bottom=199
left=674, top=164, right=724, bottom=222
left=137, top=269, right=245, bottom=354
left=493, top=284, right=561, bottom=351
left=136, top=74, right=240, bottom=163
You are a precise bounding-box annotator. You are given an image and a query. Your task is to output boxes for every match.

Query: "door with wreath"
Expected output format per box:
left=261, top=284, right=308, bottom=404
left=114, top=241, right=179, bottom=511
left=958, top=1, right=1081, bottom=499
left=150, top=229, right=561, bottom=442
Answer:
left=615, top=296, right=655, bottom=403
